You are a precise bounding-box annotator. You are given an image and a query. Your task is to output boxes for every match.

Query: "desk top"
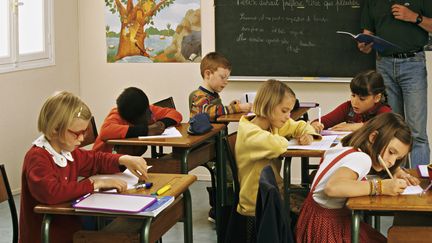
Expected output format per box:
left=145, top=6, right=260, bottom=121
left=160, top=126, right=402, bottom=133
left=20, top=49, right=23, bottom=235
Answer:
left=347, top=171, right=432, bottom=212
left=216, top=107, right=310, bottom=123
left=34, top=173, right=196, bottom=216
left=106, top=123, right=225, bottom=148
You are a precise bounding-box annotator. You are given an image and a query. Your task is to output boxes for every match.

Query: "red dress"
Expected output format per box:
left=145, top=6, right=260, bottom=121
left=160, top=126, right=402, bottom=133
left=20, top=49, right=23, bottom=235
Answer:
left=295, top=148, right=386, bottom=243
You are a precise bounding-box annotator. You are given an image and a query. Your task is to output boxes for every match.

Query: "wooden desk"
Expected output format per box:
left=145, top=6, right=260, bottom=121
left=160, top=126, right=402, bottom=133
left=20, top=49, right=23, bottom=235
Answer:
left=216, top=107, right=311, bottom=123
left=347, top=172, right=432, bottom=243
left=34, top=173, right=197, bottom=243
left=107, top=123, right=229, bottom=243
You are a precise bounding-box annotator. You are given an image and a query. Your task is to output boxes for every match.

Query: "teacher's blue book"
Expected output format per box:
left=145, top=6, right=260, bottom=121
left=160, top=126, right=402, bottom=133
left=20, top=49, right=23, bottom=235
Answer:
left=336, top=31, right=401, bottom=52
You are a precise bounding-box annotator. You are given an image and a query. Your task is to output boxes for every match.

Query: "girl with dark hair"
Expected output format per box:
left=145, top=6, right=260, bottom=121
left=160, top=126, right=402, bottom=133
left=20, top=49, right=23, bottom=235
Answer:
left=311, top=70, right=391, bottom=132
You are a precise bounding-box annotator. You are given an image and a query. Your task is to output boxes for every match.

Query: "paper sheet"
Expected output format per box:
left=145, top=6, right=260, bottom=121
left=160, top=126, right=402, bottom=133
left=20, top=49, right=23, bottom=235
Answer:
left=91, top=167, right=152, bottom=192
left=287, top=135, right=337, bottom=150
left=138, top=127, right=182, bottom=139
left=401, top=185, right=423, bottom=195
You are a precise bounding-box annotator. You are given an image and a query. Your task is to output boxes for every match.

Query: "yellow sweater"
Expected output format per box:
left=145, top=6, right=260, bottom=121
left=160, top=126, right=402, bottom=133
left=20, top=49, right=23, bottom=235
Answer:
left=235, top=116, right=320, bottom=216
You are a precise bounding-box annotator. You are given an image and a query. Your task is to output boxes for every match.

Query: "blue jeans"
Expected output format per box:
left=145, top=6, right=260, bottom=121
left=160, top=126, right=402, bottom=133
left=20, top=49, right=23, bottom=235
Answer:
left=376, top=52, right=430, bottom=168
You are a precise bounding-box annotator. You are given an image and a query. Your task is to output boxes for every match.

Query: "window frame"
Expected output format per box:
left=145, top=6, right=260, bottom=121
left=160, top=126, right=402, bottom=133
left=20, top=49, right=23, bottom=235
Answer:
left=0, top=0, right=55, bottom=74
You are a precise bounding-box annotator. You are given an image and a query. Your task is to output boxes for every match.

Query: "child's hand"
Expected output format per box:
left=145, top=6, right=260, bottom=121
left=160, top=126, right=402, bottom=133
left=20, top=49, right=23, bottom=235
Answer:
left=382, top=178, right=407, bottom=196
left=148, top=121, right=165, bottom=135
left=394, top=170, right=420, bottom=186
left=330, top=122, right=362, bottom=131
left=311, top=121, right=324, bottom=133
left=119, top=155, right=148, bottom=181
left=91, top=178, right=128, bottom=192
left=297, top=134, right=313, bottom=145
left=239, top=103, right=252, bottom=112
left=230, top=99, right=241, bottom=106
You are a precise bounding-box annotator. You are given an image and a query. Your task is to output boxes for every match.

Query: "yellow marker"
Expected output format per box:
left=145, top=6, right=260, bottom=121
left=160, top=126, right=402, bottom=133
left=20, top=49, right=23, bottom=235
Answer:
left=156, top=184, right=171, bottom=195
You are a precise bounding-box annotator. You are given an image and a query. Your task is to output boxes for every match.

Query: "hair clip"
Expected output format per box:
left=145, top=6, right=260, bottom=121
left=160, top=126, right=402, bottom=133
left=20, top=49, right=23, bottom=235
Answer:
left=76, top=107, right=83, bottom=118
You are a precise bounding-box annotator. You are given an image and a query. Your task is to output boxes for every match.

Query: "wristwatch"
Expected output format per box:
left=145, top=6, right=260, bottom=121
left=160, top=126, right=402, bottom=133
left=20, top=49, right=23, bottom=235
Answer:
left=415, top=14, right=423, bottom=25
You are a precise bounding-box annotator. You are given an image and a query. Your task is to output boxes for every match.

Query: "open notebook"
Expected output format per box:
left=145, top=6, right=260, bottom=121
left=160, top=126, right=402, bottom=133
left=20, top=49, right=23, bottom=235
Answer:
left=73, top=192, right=157, bottom=213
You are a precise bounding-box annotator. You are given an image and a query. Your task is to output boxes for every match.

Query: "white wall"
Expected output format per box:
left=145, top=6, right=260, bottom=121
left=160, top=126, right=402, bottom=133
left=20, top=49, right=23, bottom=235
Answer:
left=78, top=0, right=432, bottom=182
left=0, top=1, right=80, bottom=192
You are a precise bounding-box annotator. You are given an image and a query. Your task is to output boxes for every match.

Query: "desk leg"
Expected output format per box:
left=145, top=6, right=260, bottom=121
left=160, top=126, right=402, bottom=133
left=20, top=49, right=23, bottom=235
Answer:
left=283, top=157, right=293, bottom=222
left=41, top=214, right=52, bottom=243
left=180, top=149, right=191, bottom=174
left=351, top=210, right=361, bottom=243
left=215, top=129, right=226, bottom=243
left=139, top=217, right=152, bottom=243
left=183, top=189, right=193, bottom=243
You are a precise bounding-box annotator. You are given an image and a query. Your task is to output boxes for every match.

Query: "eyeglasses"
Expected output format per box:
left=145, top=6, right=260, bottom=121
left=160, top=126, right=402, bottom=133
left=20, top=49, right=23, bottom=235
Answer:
left=67, top=128, right=87, bottom=139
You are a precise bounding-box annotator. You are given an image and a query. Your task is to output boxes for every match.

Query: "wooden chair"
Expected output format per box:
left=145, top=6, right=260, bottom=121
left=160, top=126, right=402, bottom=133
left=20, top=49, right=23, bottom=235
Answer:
left=151, top=97, right=176, bottom=158
left=224, top=133, right=256, bottom=243
left=153, top=96, right=176, bottom=109
left=80, top=116, right=98, bottom=148
left=0, top=164, right=18, bottom=243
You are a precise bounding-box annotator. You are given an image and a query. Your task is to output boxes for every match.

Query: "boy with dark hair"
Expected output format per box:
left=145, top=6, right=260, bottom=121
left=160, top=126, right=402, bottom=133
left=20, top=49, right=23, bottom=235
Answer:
left=93, top=87, right=182, bottom=155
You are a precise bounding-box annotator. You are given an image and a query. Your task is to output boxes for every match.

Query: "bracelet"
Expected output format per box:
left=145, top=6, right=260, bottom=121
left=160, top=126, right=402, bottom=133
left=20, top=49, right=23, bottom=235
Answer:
left=373, top=179, right=378, bottom=196
left=369, top=180, right=374, bottom=196
left=378, top=179, right=383, bottom=195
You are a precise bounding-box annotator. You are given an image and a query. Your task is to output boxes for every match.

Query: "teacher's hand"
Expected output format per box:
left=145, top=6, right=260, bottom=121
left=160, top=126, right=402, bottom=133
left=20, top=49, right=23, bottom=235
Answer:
left=357, top=42, right=373, bottom=54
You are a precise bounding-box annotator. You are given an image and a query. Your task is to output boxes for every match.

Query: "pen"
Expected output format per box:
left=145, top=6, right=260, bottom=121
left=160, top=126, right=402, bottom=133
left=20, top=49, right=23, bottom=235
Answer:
left=152, top=184, right=171, bottom=196
left=74, top=193, right=91, bottom=204
left=134, top=182, right=153, bottom=189
left=378, top=155, right=393, bottom=179
left=422, top=181, right=432, bottom=195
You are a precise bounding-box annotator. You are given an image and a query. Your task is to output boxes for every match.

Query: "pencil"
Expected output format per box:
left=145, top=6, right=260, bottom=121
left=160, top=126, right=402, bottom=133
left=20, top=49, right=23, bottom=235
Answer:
left=378, top=155, right=393, bottom=179
left=318, top=107, right=321, bottom=124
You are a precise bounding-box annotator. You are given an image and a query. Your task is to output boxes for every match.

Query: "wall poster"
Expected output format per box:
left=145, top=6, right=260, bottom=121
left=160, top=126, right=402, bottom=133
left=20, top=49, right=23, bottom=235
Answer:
left=105, top=0, right=201, bottom=63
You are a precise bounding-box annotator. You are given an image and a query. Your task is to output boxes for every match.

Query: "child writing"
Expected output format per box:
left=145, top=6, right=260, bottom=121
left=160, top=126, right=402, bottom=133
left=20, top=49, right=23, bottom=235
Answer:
left=296, top=112, right=418, bottom=243
left=235, top=79, right=321, bottom=217
left=311, top=70, right=391, bottom=132
left=189, top=52, right=252, bottom=122
left=19, top=91, right=149, bottom=243
left=93, top=87, right=182, bottom=155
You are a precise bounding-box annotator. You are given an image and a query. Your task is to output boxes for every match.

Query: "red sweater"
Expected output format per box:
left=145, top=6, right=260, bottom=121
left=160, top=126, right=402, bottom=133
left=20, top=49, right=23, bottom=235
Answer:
left=316, top=101, right=392, bottom=129
left=19, top=146, right=121, bottom=243
left=93, top=105, right=182, bottom=153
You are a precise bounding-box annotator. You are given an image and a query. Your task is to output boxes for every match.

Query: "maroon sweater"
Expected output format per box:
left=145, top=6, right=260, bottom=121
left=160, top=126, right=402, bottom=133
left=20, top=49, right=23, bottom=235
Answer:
left=19, top=146, right=121, bottom=243
left=316, top=101, right=391, bottom=129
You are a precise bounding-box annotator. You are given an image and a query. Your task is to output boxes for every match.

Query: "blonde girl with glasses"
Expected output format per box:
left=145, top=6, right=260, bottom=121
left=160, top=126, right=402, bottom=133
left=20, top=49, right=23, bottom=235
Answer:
left=19, top=91, right=149, bottom=243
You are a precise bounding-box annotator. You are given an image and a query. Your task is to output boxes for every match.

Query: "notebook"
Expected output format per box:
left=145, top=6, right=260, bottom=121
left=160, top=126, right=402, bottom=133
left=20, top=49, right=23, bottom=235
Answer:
left=75, top=195, right=175, bottom=217
left=138, top=127, right=182, bottom=139
left=73, top=192, right=156, bottom=213
left=417, top=165, right=430, bottom=178
left=287, top=135, right=337, bottom=150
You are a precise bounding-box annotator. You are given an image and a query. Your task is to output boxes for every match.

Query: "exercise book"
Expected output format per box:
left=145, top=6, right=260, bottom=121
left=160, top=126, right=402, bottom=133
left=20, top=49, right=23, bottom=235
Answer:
left=73, top=192, right=156, bottom=213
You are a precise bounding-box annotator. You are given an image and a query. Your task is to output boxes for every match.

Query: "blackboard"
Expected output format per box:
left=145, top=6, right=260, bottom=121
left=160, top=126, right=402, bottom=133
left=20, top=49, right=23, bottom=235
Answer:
left=215, top=0, right=375, bottom=79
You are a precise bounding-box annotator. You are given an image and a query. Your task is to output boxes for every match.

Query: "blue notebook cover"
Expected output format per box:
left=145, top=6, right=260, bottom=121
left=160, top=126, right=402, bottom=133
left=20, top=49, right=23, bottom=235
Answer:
left=336, top=31, right=401, bottom=52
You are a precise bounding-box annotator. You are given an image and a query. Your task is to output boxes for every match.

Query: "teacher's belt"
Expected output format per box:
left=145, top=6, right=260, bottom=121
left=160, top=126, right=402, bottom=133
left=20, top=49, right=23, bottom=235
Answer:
left=381, top=49, right=424, bottom=59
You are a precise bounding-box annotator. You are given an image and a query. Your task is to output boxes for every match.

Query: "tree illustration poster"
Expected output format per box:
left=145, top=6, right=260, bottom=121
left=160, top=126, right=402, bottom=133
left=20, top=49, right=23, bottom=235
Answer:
left=105, top=0, right=201, bottom=63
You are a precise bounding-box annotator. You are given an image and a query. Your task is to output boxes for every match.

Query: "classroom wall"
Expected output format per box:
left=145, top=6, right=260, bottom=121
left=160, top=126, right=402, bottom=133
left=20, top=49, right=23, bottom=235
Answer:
left=78, top=0, right=432, bottom=181
left=0, top=1, right=80, bottom=192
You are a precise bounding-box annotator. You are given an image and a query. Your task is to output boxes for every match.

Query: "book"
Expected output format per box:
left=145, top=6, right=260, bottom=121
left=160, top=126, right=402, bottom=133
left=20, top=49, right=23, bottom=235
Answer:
left=75, top=195, right=175, bottom=217
left=417, top=164, right=429, bottom=178
left=287, top=135, right=337, bottom=151
left=336, top=31, right=401, bottom=52
left=138, top=126, right=182, bottom=139
left=73, top=192, right=157, bottom=213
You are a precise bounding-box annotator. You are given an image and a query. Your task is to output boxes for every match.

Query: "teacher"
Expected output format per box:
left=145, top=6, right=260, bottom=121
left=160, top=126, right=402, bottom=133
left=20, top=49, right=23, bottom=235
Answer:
left=358, top=0, right=432, bottom=168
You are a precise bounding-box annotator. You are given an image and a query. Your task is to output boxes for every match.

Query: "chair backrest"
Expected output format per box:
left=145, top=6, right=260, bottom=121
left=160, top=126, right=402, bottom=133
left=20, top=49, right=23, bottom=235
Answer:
left=256, top=165, right=293, bottom=243
left=153, top=97, right=176, bottom=109
left=80, top=116, right=98, bottom=148
left=0, top=164, right=18, bottom=243
left=223, top=132, right=240, bottom=203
